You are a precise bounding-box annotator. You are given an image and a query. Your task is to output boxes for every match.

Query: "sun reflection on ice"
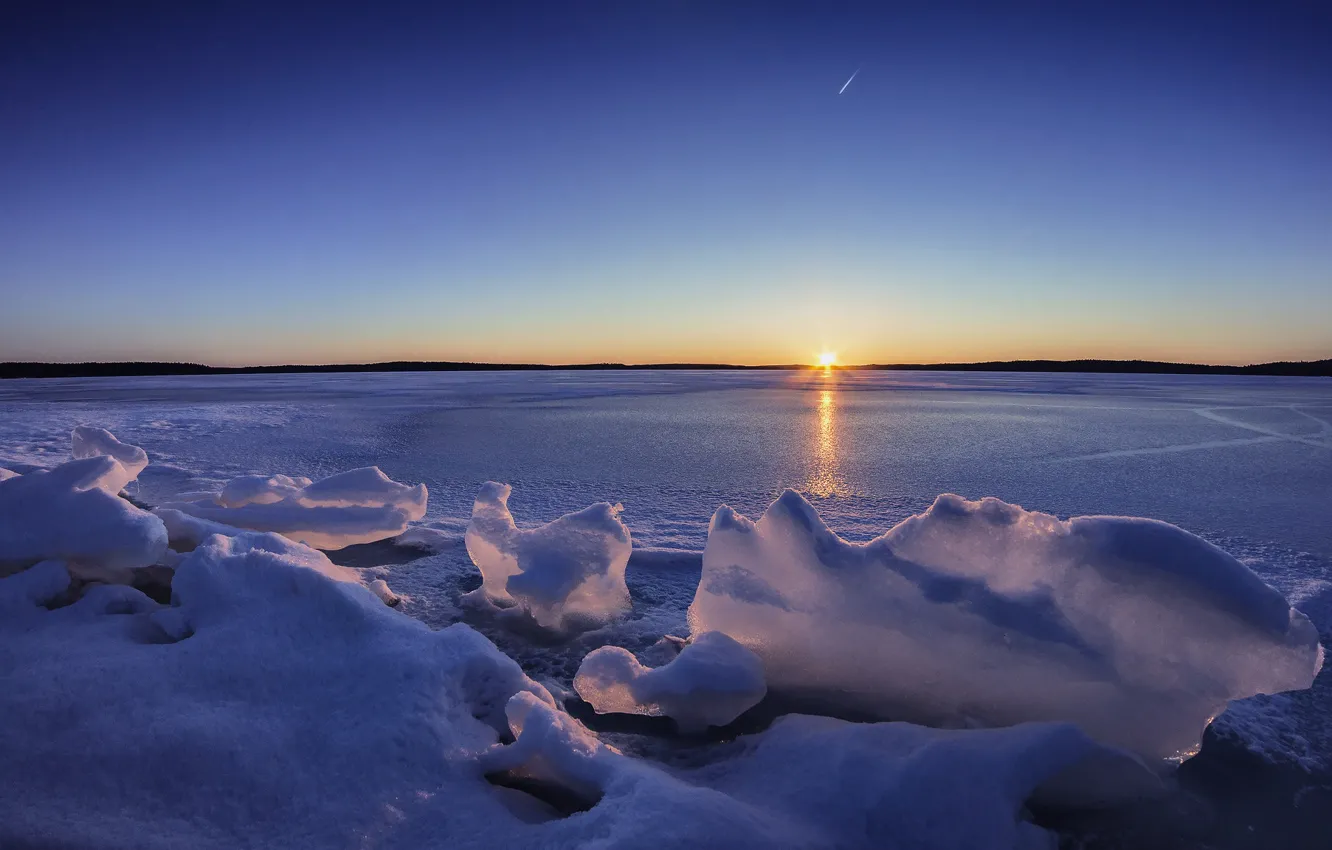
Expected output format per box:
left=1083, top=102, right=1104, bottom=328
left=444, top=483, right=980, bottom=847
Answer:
left=804, top=384, right=852, bottom=498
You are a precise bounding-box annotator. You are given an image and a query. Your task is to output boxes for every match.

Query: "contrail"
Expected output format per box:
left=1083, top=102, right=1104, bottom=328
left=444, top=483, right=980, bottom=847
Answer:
left=838, top=68, right=859, bottom=94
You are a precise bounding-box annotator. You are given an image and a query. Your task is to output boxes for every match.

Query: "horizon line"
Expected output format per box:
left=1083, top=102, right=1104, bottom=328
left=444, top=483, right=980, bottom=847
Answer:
left=2, top=356, right=1330, bottom=381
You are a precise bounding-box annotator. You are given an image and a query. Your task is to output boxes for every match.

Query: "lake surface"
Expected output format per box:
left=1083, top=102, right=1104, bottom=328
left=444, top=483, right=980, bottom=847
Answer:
left=2, top=369, right=1329, bottom=557
left=4, top=369, right=1332, bottom=846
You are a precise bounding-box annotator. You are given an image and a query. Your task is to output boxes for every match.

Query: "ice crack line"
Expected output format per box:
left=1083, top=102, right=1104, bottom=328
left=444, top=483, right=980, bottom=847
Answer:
left=1056, top=436, right=1283, bottom=462
left=1290, top=405, right=1332, bottom=440
left=1195, top=406, right=1332, bottom=450
left=1053, top=404, right=1332, bottom=461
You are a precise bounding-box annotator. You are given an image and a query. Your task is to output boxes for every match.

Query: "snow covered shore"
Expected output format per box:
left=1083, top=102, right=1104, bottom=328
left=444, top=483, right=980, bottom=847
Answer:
left=1, top=428, right=1325, bottom=849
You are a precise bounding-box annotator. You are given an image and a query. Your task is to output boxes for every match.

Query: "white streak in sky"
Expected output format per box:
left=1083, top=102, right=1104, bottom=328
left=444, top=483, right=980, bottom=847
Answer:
left=838, top=68, right=859, bottom=94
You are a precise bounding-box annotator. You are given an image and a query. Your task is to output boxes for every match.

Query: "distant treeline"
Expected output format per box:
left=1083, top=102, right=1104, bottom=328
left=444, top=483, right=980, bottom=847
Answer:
left=865, top=359, right=1332, bottom=377
left=2, top=358, right=1329, bottom=379
left=0, top=361, right=779, bottom=379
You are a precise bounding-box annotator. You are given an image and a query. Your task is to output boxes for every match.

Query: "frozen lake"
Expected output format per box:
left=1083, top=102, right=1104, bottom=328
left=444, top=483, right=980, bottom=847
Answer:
left=2, top=369, right=1330, bottom=557
left=3, top=368, right=1332, bottom=848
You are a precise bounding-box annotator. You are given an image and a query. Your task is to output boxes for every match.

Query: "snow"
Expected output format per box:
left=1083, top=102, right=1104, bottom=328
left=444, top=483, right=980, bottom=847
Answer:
left=153, top=505, right=250, bottom=550
left=478, top=688, right=1123, bottom=848
left=219, top=467, right=427, bottom=517
left=160, top=466, right=428, bottom=550
left=1209, top=691, right=1325, bottom=773
left=0, top=558, right=70, bottom=616
left=155, top=513, right=405, bottom=605
left=0, top=456, right=168, bottom=579
left=1, top=527, right=1123, bottom=850
left=194, top=530, right=365, bottom=584
left=688, top=489, right=1324, bottom=761
left=152, top=522, right=397, bottom=600
left=478, top=691, right=622, bottom=804
left=370, top=577, right=403, bottom=606
left=574, top=630, right=767, bottom=731
left=219, top=472, right=310, bottom=506
left=299, top=466, right=428, bottom=516
left=1, top=377, right=1330, bottom=847
left=0, top=467, right=19, bottom=482
left=1206, top=575, right=1332, bottom=774
left=0, top=532, right=559, bottom=850
left=395, top=523, right=463, bottom=552
left=698, top=714, right=1118, bottom=848
left=71, top=424, right=149, bottom=492
left=465, top=482, right=632, bottom=628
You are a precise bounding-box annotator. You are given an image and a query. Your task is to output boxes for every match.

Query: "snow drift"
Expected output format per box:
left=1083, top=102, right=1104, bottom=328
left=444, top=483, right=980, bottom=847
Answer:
left=689, top=490, right=1324, bottom=761
left=0, top=531, right=555, bottom=849
left=697, top=713, right=1117, bottom=848
left=2, top=526, right=1115, bottom=849
left=480, top=689, right=1121, bottom=849
left=149, top=519, right=398, bottom=606
left=574, top=631, right=767, bottom=731
left=158, top=466, right=427, bottom=550
left=465, top=482, right=632, bottom=628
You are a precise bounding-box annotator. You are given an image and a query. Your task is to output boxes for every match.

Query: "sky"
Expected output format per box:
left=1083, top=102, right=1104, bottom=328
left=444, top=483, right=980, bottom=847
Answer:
left=2, top=1, right=1330, bottom=367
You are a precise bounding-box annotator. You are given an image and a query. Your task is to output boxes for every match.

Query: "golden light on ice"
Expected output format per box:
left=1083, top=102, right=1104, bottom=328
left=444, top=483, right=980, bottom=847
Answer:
left=818, top=352, right=837, bottom=368
left=804, top=388, right=851, bottom=498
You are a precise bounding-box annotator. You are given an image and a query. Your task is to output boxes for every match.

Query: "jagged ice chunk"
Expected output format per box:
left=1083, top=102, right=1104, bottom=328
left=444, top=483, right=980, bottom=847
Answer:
left=465, top=482, right=631, bottom=628
left=688, top=490, right=1323, bottom=761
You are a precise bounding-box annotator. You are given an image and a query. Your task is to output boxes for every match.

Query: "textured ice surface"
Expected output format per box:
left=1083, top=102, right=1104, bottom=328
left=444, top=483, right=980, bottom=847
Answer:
left=466, top=482, right=631, bottom=629
left=160, top=466, right=427, bottom=550
left=0, top=456, right=167, bottom=578
left=395, top=523, right=463, bottom=552
left=689, top=490, right=1323, bottom=760
left=575, top=630, right=766, bottom=731
left=1208, top=574, right=1332, bottom=774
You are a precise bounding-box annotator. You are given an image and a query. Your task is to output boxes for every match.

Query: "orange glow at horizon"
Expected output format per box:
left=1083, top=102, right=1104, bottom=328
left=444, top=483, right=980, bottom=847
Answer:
left=818, top=352, right=837, bottom=368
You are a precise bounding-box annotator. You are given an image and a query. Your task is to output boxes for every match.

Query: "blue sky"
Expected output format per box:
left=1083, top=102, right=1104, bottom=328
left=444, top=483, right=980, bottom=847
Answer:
left=2, top=1, right=1329, bottom=365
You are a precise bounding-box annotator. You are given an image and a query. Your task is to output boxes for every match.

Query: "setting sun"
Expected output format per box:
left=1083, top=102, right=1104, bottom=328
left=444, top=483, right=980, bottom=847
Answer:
left=818, top=352, right=837, bottom=368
